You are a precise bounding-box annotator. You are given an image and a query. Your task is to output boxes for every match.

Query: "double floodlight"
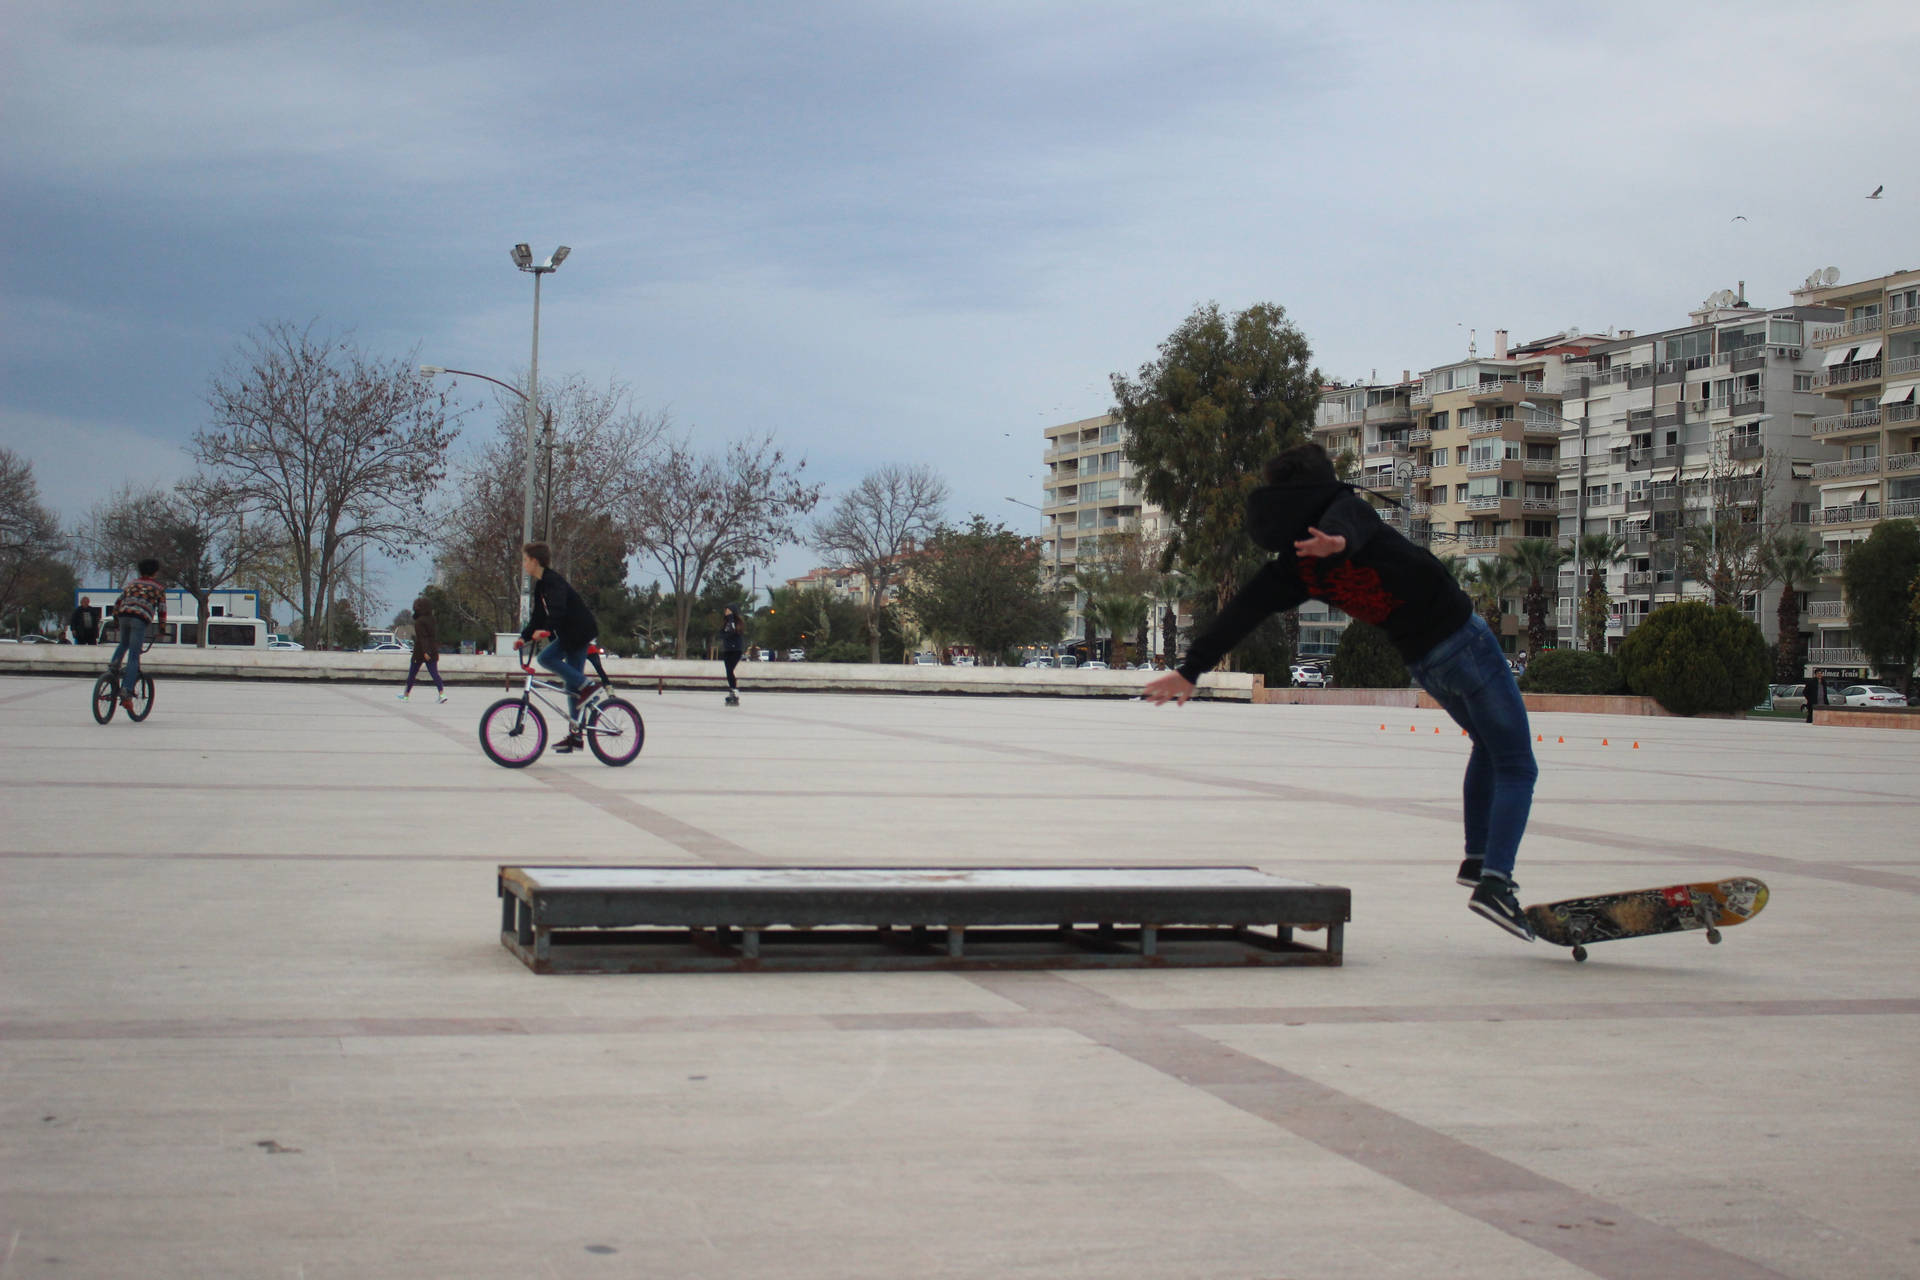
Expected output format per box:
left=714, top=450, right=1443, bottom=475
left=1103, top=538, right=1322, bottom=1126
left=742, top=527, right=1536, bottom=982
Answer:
left=511, top=242, right=571, bottom=273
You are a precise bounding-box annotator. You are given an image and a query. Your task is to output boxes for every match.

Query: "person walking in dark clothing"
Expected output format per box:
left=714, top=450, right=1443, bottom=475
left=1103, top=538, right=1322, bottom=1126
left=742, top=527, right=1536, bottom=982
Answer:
left=1805, top=670, right=1825, bottom=724
left=719, top=605, right=746, bottom=706
left=1144, top=442, right=1541, bottom=942
left=398, top=594, right=447, bottom=703
left=69, top=597, right=100, bottom=645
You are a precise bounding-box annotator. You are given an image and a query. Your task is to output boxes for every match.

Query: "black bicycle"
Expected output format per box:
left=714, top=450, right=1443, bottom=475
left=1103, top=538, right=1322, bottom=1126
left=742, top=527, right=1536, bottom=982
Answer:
left=478, top=642, right=644, bottom=768
left=92, top=629, right=157, bottom=724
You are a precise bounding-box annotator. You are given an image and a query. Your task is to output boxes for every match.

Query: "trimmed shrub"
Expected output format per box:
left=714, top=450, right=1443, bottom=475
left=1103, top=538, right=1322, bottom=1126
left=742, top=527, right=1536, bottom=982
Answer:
left=1329, top=620, right=1409, bottom=688
left=1617, top=602, right=1768, bottom=716
left=1518, top=649, right=1626, bottom=696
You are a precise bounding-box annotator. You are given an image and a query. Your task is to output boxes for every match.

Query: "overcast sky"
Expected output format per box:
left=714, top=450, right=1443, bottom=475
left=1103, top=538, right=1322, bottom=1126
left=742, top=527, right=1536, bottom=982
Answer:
left=4, top=0, right=1915, bottom=613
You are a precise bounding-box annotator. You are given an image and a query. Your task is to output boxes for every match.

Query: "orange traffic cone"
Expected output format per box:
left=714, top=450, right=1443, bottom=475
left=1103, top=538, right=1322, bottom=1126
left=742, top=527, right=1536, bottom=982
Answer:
left=1632, top=741, right=1640, bottom=749
left=1556, top=735, right=1565, bottom=743
left=1602, top=738, right=1609, bottom=746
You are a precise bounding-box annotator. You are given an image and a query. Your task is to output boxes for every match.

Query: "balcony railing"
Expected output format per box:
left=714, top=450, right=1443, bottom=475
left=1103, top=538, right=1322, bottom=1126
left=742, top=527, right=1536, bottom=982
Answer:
left=1890, top=402, right=1919, bottom=425
left=1817, top=552, right=1849, bottom=574
left=1811, top=314, right=1885, bottom=342
left=1366, top=439, right=1411, bottom=456
left=1521, top=498, right=1559, bottom=514
left=1463, top=535, right=1510, bottom=551
left=1887, top=451, right=1920, bottom=473
left=1808, top=600, right=1849, bottom=620
left=1811, top=359, right=1882, bottom=389
left=1818, top=502, right=1880, bottom=525
left=1813, top=409, right=1881, bottom=435
left=1467, top=457, right=1505, bottom=475
left=1409, top=465, right=1431, bottom=479
left=1889, top=497, right=1920, bottom=520
left=1465, top=496, right=1506, bottom=511
left=1407, top=427, right=1432, bottom=444
left=1885, top=354, right=1920, bottom=378
left=1807, top=646, right=1864, bottom=666
left=1558, top=495, right=1581, bottom=512
left=1521, top=458, right=1557, bottom=477
left=1811, top=456, right=1884, bottom=479
left=1624, top=571, right=1655, bottom=588
left=1891, top=307, right=1919, bottom=331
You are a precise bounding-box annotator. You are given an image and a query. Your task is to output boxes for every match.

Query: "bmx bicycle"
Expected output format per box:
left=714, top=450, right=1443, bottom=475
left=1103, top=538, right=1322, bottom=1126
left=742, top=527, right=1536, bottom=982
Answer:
left=478, top=641, right=644, bottom=768
left=92, top=627, right=157, bottom=724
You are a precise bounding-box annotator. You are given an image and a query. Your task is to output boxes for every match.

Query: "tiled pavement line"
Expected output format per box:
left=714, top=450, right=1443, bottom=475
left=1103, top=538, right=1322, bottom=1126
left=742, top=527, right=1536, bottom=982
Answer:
left=968, top=970, right=1796, bottom=1280
left=3, top=997, right=1915, bottom=1042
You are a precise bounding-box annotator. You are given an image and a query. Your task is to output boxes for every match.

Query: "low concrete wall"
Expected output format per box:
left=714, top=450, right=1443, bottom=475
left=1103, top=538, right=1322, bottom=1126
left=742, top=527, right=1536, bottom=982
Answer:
left=0, top=647, right=1260, bottom=701
left=1253, top=685, right=1736, bottom=718
left=1814, top=706, right=1920, bottom=729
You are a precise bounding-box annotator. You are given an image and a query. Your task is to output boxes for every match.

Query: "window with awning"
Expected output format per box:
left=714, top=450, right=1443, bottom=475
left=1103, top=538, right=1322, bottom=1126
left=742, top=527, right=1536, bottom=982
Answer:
left=1854, top=338, right=1882, bottom=361
left=1879, top=382, right=1918, bottom=406
left=1824, top=345, right=1857, bottom=367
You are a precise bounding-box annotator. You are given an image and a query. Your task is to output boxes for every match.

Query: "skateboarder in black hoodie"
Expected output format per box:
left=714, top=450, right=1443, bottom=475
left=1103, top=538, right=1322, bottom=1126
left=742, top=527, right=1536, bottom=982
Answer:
left=1144, top=442, right=1540, bottom=940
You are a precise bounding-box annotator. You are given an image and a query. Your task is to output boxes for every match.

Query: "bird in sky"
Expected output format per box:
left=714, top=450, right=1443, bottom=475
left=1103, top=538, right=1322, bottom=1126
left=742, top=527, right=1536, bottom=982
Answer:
left=1731, top=215, right=1748, bottom=222
left=1867, top=185, right=1884, bottom=199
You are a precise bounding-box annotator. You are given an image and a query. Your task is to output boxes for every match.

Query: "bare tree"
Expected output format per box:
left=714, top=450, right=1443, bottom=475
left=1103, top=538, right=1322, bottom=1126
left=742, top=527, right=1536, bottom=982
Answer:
left=435, top=375, right=668, bottom=634
left=0, top=447, right=65, bottom=625
left=78, top=476, right=274, bottom=647
left=810, top=464, right=949, bottom=661
left=1676, top=449, right=1789, bottom=610
left=194, top=322, right=463, bottom=646
left=630, top=432, right=822, bottom=656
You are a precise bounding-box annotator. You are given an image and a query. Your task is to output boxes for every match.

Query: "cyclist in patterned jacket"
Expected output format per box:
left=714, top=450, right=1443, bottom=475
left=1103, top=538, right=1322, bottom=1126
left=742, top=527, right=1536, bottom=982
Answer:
left=109, top=559, right=168, bottom=713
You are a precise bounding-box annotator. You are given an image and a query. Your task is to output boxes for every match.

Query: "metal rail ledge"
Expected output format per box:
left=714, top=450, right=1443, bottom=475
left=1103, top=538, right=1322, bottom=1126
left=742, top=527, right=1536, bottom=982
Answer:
left=497, top=866, right=1350, bottom=973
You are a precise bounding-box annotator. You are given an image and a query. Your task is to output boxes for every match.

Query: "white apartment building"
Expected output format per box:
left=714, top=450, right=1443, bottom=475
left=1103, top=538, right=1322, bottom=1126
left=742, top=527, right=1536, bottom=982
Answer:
left=1786, top=267, right=1920, bottom=676
left=1555, top=290, right=1840, bottom=653
left=1040, top=413, right=1173, bottom=654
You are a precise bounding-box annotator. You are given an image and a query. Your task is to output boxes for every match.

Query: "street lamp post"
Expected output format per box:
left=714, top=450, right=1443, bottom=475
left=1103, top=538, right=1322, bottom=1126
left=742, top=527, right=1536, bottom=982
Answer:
left=510, top=243, right=569, bottom=626
left=419, top=363, right=557, bottom=568
left=1007, top=495, right=1070, bottom=656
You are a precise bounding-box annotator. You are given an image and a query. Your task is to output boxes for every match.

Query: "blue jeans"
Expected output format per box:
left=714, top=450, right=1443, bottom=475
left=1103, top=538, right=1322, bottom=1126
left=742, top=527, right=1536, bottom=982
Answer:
left=109, top=618, right=148, bottom=695
left=537, top=639, right=589, bottom=720
left=1406, top=614, right=1538, bottom=881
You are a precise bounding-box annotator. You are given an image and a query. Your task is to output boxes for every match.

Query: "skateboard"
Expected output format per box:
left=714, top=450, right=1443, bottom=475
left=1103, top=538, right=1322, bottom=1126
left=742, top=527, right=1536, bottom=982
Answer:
left=1524, top=877, right=1768, bottom=962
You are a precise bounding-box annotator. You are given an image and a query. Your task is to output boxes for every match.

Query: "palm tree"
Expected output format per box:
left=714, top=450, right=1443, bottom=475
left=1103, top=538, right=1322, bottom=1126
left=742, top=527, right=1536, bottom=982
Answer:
left=1465, top=558, right=1524, bottom=640
left=1505, top=537, right=1572, bottom=657
left=1762, top=532, right=1824, bottom=681
left=1574, top=532, right=1627, bottom=652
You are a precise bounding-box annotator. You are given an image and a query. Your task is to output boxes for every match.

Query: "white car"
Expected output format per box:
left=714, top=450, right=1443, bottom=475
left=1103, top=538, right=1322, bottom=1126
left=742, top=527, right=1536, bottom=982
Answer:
left=1838, top=684, right=1906, bottom=707
left=366, top=643, right=410, bottom=653
left=268, top=640, right=305, bottom=651
left=1080, top=660, right=1109, bottom=670
left=912, top=652, right=939, bottom=666
left=952, top=655, right=976, bottom=667
left=1290, top=664, right=1328, bottom=688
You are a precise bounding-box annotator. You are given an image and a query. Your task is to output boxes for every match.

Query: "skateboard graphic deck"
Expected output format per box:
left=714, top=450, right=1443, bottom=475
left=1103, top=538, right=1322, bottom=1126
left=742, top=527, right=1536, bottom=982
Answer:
left=1524, top=877, right=1768, bottom=962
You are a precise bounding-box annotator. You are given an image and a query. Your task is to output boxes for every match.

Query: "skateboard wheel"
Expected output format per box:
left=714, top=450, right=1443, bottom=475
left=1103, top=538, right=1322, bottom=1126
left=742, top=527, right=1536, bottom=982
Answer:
left=1706, top=928, right=1722, bottom=945
left=1571, top=946, right=1588, bottom=962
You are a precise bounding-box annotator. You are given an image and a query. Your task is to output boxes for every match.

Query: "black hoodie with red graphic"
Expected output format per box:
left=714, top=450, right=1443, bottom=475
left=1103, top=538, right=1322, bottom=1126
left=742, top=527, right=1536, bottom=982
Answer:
left=1176, top=485, right=1474, bottom=681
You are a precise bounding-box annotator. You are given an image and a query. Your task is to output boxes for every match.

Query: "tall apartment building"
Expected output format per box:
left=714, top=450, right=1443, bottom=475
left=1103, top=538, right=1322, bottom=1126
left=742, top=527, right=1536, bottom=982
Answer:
left=1040, top=413, right=1169, bottom=650
left=1555, top=292, right=1840, bottom=653
left=1786, top=268, right=1920, bottom=675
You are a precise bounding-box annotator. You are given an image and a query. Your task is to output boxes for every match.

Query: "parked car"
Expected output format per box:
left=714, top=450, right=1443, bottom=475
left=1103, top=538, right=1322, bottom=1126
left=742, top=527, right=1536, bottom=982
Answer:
left=1290, top=663, right=1329, bottom=688
left=366, top=642, right=410, bottom=653
left=17, top=634, right=55, bottom=644
left=787, top=648, right=806, bottom=662
left=1022, top=656, right=1052, bottom=669
left=912, top=652, right=939, bottom=665
left=1765, top=684, right=1807, bottom=712
left=1838, top=685, right=1906, bottom=707
left=952, top=655, right=976, bottom=667
left=268, top=640, right=306, bottom=651
left=1080, top=660, right=1109, bottom=671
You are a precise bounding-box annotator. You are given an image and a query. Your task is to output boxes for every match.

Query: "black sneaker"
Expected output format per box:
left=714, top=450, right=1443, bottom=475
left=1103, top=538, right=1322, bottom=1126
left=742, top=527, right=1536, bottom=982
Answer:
left=1469, top=875, right=1534, bottom=941
left=553, top=732, right=585, bottom=754
left=1456, top=856, right=1484, bottom=887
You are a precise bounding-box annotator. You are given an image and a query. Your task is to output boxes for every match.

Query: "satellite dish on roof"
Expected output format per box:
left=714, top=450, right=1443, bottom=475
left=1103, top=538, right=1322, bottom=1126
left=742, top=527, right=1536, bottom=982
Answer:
left=1823, top=267, right=1841, bottom=286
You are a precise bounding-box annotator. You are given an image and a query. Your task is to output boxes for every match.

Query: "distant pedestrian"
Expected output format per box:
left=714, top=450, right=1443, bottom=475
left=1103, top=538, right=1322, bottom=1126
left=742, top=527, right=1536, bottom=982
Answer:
left=398, top=594, right=447, bottom=703
left=1805, top=669, right=1825, bottom=724
left=69, top=597, right=100, bottom=645
left=720, top=605, right=745, bottom=706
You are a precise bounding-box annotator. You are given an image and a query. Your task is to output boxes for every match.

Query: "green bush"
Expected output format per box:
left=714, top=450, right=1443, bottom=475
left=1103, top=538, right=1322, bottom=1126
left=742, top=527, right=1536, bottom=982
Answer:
left=1617, top=602, right=1768, bottom=716
left=1518, top=649, right=1626, bottom=695
left=1329, top=620, right=1409, bottom=688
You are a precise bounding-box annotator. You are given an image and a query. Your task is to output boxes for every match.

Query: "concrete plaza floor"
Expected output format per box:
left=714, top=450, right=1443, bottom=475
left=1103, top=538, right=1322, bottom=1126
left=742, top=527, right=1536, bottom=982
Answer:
left=2, top=674, right=1916, bottom=1280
